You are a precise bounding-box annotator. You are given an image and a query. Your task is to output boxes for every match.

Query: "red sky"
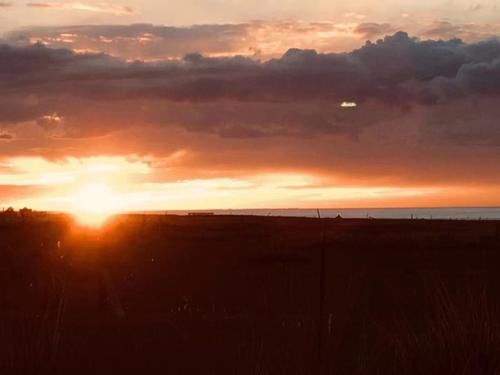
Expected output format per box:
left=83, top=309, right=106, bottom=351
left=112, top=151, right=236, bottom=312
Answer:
left=1, top=2, right=500, bottom=214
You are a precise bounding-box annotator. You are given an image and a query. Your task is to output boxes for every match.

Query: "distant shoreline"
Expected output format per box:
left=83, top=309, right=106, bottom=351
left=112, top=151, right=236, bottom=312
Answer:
left=5, top=207, right=500, bottom=221
left=124, top=207, right=500, bottom=221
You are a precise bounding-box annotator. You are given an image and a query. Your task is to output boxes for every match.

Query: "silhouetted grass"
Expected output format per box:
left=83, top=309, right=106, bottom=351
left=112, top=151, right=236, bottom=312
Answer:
left=0, top=215, right=499, bottom=374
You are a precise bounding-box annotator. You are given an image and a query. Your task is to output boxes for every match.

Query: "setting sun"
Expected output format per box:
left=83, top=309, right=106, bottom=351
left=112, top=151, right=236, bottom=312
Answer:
left=70, top=183, right=120, bottom=227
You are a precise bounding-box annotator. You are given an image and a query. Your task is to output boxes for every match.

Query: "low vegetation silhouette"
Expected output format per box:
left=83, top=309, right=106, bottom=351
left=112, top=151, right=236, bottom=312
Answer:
left=0, top=214, right=500, bottom=374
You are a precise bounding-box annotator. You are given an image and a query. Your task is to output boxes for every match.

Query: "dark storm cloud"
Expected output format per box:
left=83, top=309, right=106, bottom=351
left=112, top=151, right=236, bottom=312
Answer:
left=1, top=32, right=500, bottom=141
left=2, top=32, right=500, bottom=102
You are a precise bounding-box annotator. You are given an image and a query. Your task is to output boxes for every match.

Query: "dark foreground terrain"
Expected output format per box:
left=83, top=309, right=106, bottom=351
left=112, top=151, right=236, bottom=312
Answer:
left=1, top=214, right=500, bottom=374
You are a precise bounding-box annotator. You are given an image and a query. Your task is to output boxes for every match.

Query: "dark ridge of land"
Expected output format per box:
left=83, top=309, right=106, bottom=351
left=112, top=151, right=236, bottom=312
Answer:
left=1, top=215, right=500, bottom=374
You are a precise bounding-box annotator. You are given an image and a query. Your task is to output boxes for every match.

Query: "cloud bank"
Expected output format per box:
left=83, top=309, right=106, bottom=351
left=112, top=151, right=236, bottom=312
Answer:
left=7, top=21, right=500, bottom=61
left=1, top=31, right=500, bottom=200
left=2, top=32, right=500, bottom=124
left=6, top=22, right=359, bottom=60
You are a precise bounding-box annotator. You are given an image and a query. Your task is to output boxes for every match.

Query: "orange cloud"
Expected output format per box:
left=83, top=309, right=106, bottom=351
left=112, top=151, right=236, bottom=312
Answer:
left=26, top=2, right=134, bottom=15
left=7, top=21, right=360, bottom=61
left=4, top=154, right=500, bottom=212
left=0, top=156, right=454, bottom=212
left=2, top=33, right=500, bottom=209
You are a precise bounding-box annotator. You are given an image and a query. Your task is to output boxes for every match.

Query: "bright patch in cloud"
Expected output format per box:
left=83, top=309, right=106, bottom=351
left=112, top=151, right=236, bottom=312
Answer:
left=343, top=12, right=366, bottom=20
left=340, top=101, right=357, bottom=108
left=0, top=156, right=151, bottom=187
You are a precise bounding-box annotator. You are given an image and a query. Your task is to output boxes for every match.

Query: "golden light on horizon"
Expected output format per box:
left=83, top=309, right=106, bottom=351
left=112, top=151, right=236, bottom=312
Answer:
left=3, top=155, right=499, bottom=212
left=70, top=182, right=121, bottom=227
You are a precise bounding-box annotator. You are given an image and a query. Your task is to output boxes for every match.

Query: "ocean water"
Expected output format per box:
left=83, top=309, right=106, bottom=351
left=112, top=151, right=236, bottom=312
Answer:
left=154, top=207, right=500, bottom=220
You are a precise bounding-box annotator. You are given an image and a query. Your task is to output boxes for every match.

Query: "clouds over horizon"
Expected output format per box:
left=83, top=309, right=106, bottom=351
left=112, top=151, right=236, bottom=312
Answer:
left=6, top=20, right=500, bottom=60
left=5, top=21, right=360, bottom=59
left=2, top=31, right=500, bottom=206
left=2, top=32, right=500, bottom=114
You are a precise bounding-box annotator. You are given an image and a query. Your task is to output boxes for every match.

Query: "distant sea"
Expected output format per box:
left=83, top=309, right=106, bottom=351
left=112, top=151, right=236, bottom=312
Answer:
left=144, top=208, right=500, bottom=220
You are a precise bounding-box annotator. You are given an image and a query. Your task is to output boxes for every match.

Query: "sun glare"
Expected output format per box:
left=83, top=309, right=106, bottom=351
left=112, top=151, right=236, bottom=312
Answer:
left=70, top=183, right=119, bottom=227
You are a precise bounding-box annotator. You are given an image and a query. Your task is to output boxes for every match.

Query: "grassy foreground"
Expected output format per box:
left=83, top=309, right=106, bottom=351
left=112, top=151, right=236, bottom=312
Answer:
left=1, top=214, right=500, bottom=374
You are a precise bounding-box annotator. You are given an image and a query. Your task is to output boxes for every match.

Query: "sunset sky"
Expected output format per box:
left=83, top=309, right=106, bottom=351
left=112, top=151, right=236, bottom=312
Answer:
left=1, top=0, right=500, bottom=213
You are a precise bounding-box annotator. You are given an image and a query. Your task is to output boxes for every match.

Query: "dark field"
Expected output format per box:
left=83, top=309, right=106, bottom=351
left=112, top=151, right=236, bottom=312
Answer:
left=1, top=215, right=500, bottom=374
